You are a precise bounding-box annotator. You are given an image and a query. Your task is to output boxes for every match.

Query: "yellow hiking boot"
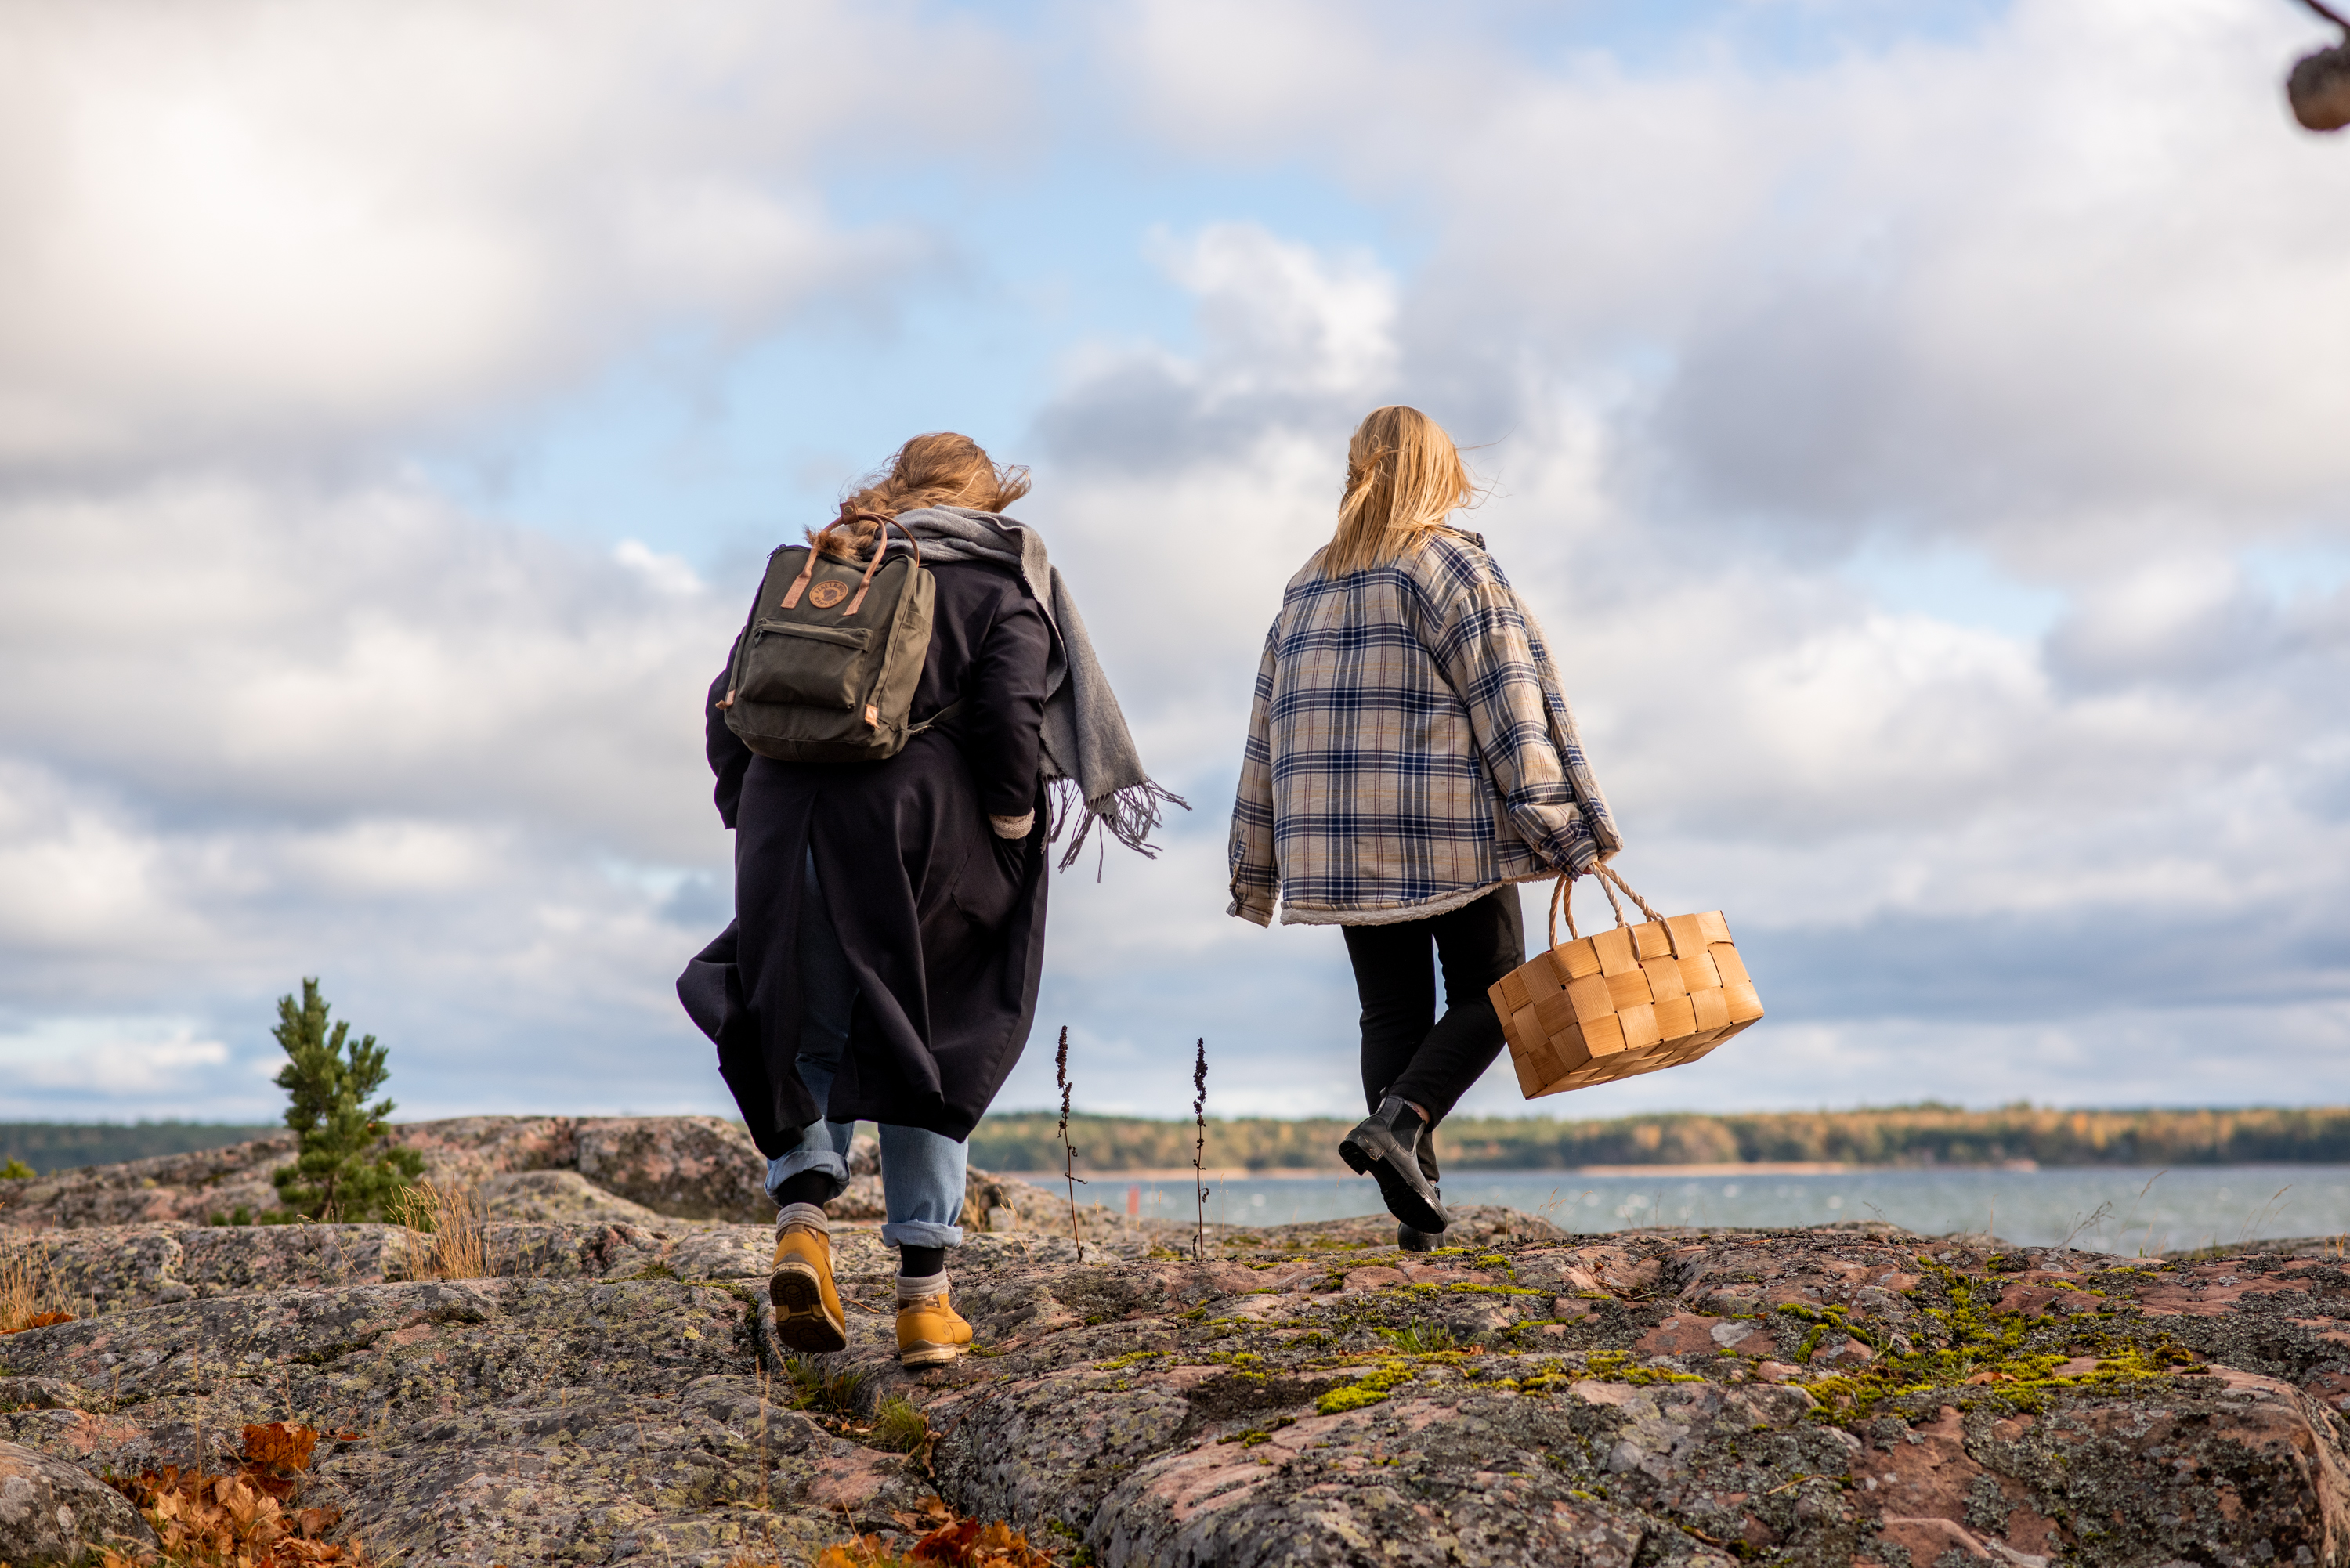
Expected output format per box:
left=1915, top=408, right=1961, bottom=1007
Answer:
left=770, top=1212, right=848, bottom=1354
left=895, top=1287, right=972, bottom=1369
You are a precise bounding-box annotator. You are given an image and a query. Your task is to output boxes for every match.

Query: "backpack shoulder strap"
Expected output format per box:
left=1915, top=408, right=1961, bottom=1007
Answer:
left=904, top=698, right=964, bottom=739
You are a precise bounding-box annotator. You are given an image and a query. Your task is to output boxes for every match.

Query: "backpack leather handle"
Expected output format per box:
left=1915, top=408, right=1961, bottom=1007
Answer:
left=779, top=511, right=920, bottom=614
left=841, top=514, right=919, bottom=616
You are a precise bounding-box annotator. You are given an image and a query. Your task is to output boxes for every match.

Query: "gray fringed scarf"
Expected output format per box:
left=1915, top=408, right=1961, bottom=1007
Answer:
left=891, top=506, right=1186, bottom=868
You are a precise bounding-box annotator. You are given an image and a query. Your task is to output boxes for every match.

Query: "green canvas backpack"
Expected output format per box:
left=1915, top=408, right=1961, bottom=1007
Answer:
left=717, top=513, right=955, bottom=762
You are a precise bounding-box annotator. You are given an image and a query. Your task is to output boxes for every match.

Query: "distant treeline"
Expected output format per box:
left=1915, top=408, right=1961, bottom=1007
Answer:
left=0, top=1122, right=278, bottom=1176
left=969, top=1106, right=2350, bottom=1172
left=16, top=1107, right=2350, bottom=1179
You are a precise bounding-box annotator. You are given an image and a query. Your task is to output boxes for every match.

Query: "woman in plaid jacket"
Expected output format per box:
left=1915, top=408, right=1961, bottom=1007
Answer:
left=1227, top=406, right=1621, bottom=1248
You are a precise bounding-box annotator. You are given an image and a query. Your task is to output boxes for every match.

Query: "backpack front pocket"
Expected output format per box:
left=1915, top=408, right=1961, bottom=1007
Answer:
left=739, top=618, right=875, bottom=710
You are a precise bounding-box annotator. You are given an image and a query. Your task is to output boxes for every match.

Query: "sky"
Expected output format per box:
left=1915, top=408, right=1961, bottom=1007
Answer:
left=3, top=0, right=2349, bottom=1127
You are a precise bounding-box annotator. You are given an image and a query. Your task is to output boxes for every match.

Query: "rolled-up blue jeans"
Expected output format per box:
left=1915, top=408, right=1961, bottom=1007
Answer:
left=764, top=847, right=967, bottom=1251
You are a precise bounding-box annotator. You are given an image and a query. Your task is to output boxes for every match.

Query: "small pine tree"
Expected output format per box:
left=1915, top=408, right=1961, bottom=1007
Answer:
left=269, top=979, right=424, bottom=1222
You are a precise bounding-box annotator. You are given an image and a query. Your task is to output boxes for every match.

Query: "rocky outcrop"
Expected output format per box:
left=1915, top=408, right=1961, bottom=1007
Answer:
left=0, top=1116, right=743, bottom=1230
left=0, top=1436, right=157, bottom=1562
left=9, top=1133, right=2350, bottom=1565
left=0, top=1115, right=1162, bottom=1237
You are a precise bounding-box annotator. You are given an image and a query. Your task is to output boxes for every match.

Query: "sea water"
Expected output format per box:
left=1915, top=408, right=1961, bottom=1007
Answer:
left=1011, top=1165, right=2350, bottom=1252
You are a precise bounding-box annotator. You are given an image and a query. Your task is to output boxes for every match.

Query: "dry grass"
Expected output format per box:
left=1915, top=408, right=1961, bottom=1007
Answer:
left=0, top=1237, right=71, bottom=1334
left=868, top=1396, right=930, bottom=1455
left=390, top=1180, right=488, bottom=1280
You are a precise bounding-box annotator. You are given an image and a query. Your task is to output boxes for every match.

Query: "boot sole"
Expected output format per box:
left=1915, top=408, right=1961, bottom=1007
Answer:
left=1340, top=1127, right=1450, bottom=1234
left=898, top=1342, right=960, bottom=1368
left=770, top=1260, right=848, bottom=1354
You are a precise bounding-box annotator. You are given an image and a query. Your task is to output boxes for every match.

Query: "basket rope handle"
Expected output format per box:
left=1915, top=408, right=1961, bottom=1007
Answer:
left=1544, top=865, right=1680, bottom=958
left=1547, top=873, right=1578, bottom=948
left=1598, top=864, right=1665, bottom=925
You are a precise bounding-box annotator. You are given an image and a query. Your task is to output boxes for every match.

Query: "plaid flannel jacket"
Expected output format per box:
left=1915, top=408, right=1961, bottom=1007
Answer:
left=1227, top=529, right=1620, bottom=927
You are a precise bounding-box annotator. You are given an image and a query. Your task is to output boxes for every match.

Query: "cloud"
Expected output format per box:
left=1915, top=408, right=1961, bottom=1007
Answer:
left=7, top=0, right=2350, bottom=1129
left=0, top=0, right=1048, bottom=1123
left=990, top=0, right=2350, bottom=1111
left=1035, top=224, right=1398, bottom=477
left=1102, top=0, right=2350, bottom=558
left=0, top=472, right=732, bottom=854
left=0, top=0, right=1027, bottom=471
left=0, top=1016, right=237, bottom=1118
left=0, top=472, right=747, bottom=1115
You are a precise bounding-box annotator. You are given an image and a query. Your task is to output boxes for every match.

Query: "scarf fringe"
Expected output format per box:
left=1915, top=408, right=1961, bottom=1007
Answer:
left=1047, top=778, right=1190, bottom=874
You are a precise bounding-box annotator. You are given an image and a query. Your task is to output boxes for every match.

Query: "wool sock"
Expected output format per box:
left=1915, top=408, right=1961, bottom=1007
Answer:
left=776, top=1200, right=829, bottom=1233
left=898, top=1244, right=946, bottom=1279
left=772, top=1172, right=833, bottom=1211
left=896, top=1270, right=948, bottom=1302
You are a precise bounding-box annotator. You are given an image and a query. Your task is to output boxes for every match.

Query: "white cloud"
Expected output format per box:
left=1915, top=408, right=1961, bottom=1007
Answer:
left=0, top=1016, right=233, bottom=1116
left=0, top=472, right=751, bottom=1114
left=1000, top=110, right=2350, bottom=1112
left=0, top=0, right=1024, bottom=468
left=1104, top=0, right=2350, bottom=556
left=7, top=0, right=2350, bottom=1129
left=613, top=540, right=705, bottom=597
left=0, top=473, right=732, bottom=857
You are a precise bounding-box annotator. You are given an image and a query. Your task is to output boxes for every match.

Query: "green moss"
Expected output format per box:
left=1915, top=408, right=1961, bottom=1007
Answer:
left=1582, top=1350, right=1704, bottom=1386
left=1316, top=1360, right=1416, bottom=1415
left=1791, top=1260, right=2196, bottom=1424
left=1093, top=1349, right=1165, bottom=1371
left=1043, top=1518, right=1099, bottom=1566
left=1217, top=1415, right=1297, bottom=1447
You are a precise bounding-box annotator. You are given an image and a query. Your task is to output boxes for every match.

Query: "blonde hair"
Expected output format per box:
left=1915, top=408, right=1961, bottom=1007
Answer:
left=1316, top=406, right=1477, bottom=577
left=815, top=432, right=1032, bottom=561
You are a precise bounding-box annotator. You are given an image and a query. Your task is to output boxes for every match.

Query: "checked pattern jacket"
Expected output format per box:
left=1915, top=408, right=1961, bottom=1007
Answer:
left=1227, top=528, right=1620, bottom=927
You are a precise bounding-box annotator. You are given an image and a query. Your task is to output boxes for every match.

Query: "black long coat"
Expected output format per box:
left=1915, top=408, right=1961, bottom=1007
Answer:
left=678, top=557, right=1053, bottom=1151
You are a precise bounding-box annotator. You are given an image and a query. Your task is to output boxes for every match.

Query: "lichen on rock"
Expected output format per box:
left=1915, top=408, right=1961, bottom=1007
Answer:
left=9, top=1122, right=2350, bottom=1565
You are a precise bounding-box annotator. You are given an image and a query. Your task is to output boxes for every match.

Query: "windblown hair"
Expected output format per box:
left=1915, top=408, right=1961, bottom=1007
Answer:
left=1316, top=406, right=1478, bottom=577
left=815, top=432, right=1032, bottom=562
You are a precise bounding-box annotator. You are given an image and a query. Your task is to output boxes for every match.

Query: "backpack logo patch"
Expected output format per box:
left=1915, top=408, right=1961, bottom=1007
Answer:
left=808, top=580, right=850, bottom=609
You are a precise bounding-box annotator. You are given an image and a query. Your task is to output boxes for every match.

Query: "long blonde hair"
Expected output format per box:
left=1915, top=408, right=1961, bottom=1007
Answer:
left=815, top=432, right=1032, bottom=561
left=1316, top=406, right=1477, bottom=577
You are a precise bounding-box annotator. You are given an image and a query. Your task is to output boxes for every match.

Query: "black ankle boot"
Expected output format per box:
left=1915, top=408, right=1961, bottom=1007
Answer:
left=1397, top=1136, right=1443, bottom=1248
left=1397, top=1194, right=1442, bottom=1253
left=1340, top=1097, right=1451, bottom=1235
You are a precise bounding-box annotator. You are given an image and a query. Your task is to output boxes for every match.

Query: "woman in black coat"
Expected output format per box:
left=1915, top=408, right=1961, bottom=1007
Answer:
left=682, top=432, right=1174, bottom=1367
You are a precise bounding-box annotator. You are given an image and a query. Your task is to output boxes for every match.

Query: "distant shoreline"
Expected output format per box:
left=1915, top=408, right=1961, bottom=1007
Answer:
left=1006, top=1159, right=2065, bottom=1181
left=972, top=1106, right=2350, bottom=1177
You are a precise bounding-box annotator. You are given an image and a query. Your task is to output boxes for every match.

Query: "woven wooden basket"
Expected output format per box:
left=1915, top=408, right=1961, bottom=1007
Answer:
left=1490, top=865, right=1762, bottom=1098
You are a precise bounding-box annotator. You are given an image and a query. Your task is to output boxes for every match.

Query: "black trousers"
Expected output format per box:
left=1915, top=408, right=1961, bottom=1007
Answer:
left=1340, top=884, right=1527, bottom=1162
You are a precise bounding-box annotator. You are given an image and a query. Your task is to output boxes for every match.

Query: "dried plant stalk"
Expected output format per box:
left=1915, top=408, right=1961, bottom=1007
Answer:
left=1054, top=1025, right=1085, bottom=1261
left=0, top=1237, right=68, bottom=1334
left=392, top=1180, right=489, bottom=1280
left=1191, top=1037, right=1210, bottom=1263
